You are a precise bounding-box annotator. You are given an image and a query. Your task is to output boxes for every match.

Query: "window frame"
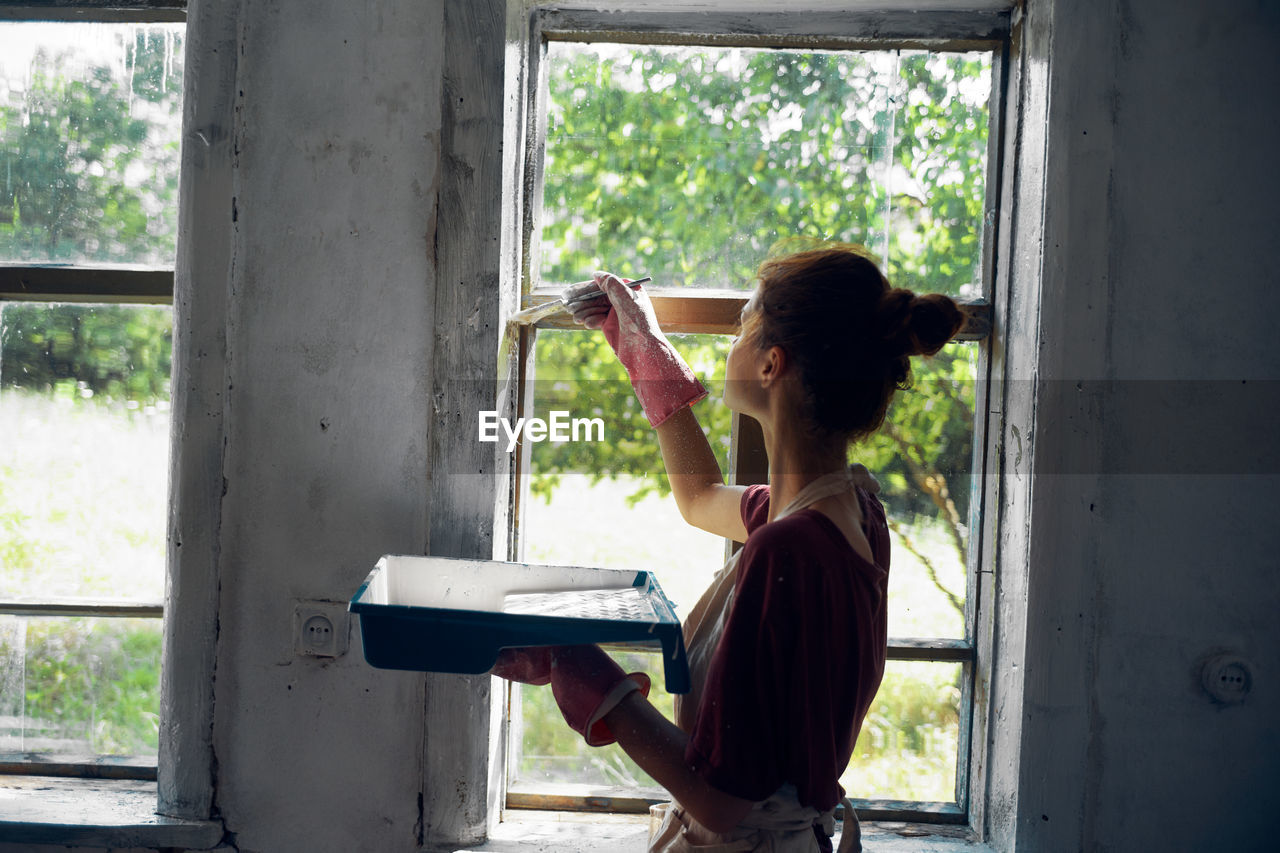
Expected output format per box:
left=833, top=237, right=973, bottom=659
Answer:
left=499, top=0, right=1011, bottom=827
left=0, top=0, right=186, bottom=783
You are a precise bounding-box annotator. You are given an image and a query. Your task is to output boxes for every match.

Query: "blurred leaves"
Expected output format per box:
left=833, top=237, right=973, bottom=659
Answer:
left=2, top=303, right=172, bottom=403
left=1, top=27, right=181, bottom=403
left=538, top=47, right=989, bottom=296
left=0, top=27, right=183, bottom=265
left=0, top=618, right=162, bottom=756
left=531, top=44, right=989, bottom=549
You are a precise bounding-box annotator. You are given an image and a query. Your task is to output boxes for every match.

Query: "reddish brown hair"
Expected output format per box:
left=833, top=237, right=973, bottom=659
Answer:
left=745, top=246, right=964, bottom=440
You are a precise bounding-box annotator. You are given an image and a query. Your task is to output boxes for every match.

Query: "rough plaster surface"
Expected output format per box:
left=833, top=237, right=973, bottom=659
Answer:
left=206, top=0, right=443, bottom=850
left=1015, top=0, right=1280, bottom=849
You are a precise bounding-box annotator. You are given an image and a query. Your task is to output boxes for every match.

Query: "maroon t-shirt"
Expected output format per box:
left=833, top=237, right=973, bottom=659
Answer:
left=684, top=483, right=891, bottom=812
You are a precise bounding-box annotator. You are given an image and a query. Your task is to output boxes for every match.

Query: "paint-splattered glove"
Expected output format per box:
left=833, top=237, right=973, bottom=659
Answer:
left=550, top=645, right=651, bottom=747
left=567, top=272, right=707, bottom=428
left=562, top=277, right=614, bottom=328
left=489, top=647, right=552, bottom=685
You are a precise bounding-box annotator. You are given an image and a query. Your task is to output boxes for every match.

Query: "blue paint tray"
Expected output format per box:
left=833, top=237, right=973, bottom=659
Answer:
left=349, top=555, right=690, bottom=694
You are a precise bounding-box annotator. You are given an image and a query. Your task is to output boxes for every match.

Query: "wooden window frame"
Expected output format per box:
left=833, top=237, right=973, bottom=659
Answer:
left=500, top=1, right=1011, bottom=827
left=0, top=0, right=185, bottom=782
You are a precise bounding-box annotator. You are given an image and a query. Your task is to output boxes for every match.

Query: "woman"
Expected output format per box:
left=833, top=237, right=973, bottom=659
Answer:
left=495, top=246, right=963, bottom=852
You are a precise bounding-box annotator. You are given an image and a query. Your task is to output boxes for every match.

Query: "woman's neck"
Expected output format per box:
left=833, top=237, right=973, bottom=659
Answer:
left=759, top=417, right=847, bottom=521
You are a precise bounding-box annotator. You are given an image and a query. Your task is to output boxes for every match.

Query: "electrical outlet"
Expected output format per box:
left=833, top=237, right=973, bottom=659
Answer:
left=294, top=600, right=349, bottom=658
left=1201, top=654, right=1251, bottom=704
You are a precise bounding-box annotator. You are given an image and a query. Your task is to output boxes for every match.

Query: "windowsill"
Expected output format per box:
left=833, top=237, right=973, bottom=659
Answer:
left=452, top=810, right=996, bottom=852
left=0, top=782, right=994, bottom=852
left=0, top=775, right=224, bottom=849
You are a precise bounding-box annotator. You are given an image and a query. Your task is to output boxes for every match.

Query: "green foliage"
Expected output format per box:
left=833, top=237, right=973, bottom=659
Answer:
left=5, top=619, right=162, bottom=756
left=528, top=331, right=732, bottom=504
left=0, top=27, right=181, bottom=401
left=532, top=44, right=988, bottom=537
left=843, top=663, right=961, bottom=801
left=856, top=342, right=977, bottom=523
left=0, top=28, right=183, bottom=264
left=0, top=27, right=178, bottom=761
left=539, top=46, right=988, bottom=295
left=1, top=303, right=172, bottom=402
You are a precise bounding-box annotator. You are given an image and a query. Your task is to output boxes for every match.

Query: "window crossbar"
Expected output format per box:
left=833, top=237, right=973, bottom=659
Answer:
left=0, top=2, right=185, bottom=23
left=0, top=754, right=157, bottom=780
left=0, top=599, right=164, bottom=618
left=536, top=8, right=1011, bottom=52
left=0, top=266, right=173, bottom=304
left=886, top=637, right=973, bottom=662
left=506, top=783, right=967, bottom=825
left=524, top=290, right=992, bottom=340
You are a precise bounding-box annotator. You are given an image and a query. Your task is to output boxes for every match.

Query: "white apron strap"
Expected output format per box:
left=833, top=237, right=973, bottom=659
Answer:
left=834, top=798, right=861, bottom=853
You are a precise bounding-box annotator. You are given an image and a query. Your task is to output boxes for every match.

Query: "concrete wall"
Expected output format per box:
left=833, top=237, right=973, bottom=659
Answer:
left=1009, top=0, right=1280, bottom=850
left=206, top=0, right=443, bottom=849
left=7, top=0, right=1277, bottom=851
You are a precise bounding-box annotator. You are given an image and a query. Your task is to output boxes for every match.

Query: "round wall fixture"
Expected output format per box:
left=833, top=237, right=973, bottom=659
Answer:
left=1201, top=654, right=1252, bottom=705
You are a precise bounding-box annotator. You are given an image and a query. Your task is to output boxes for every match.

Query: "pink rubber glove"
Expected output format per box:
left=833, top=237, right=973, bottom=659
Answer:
left=578, top=272, right=707, bottom=427
left=562, top=278, right=613, bottom=329
left=489, top=647, right=553, bottom=685
left=550, top=645, right=651, bottom=747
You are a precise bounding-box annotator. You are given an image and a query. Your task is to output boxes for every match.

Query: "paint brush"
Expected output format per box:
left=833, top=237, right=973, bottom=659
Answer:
left=509, top=276, right=651, bottom=325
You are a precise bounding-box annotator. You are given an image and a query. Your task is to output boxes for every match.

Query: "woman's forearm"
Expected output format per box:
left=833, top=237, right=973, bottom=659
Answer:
left=654, top=407, right=749, bottom=541
left=604, top=691, right=752, bottom=834
left=655, top=406, right=726, bottom=518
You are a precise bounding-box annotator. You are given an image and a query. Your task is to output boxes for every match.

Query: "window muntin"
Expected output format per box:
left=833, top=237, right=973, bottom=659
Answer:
left=511, top=28, right=995, bottom=820
left=0, top=20, right=182, bottom=777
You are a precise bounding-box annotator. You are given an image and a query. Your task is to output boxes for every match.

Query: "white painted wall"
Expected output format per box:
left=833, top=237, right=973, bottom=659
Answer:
left=7, top=0, right=1276, bottom=851
left=204, top=0, right=444, bottom=849
left=1008, top=0, right=1280, bottom=850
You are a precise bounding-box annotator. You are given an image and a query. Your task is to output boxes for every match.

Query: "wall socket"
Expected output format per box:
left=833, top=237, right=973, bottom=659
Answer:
left=1201, top=654, right=1252, bottom=705
left=294, top=600, right=349, bottom=658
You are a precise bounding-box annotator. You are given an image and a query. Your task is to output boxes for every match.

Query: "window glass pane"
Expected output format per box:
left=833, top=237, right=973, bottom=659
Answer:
left=523, top=330, right=731, bottom=601
left=516, top=331, right=730, bottom=789
left=0, top=302, right=171, bottom=603
left=514, top=647, right=666, bottom=792
left=0, top=22, right=184, bottom=265
left=860, top=340, right=978, bottom=640
left=841, top=659, right=962, bottom=802
left=0, top=615, right=162, bottom=759
left=539, top=43, right=990, bottom=297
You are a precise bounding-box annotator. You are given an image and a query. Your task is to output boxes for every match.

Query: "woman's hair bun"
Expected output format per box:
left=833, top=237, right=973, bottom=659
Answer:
left=876, top=289, right=964, bottom=357
left=752, top=244, right=966, bottom=440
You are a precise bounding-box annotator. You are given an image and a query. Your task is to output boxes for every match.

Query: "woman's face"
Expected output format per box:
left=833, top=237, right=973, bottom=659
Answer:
left=724, top=293, right=764, bottom=414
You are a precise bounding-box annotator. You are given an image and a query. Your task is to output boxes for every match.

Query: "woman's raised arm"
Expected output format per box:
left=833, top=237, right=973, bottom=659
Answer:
left=571, top=272, right=748, bottom=542
left=655, top=407, right=748, bottom=542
